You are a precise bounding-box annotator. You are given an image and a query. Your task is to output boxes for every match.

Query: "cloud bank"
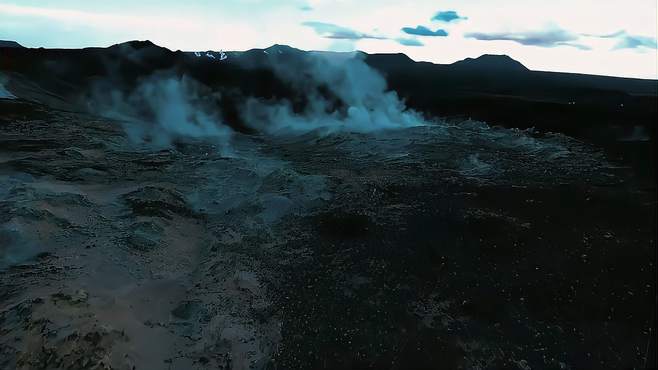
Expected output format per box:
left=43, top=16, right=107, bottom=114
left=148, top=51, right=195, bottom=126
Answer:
left=401, top=26, right=448, bottom=37
left=302, top=21, right=385, bottom=40
left=303, top=21, right=428, bottom=48
left=614, top=35, right=657, bottom=50
left=465, top=28, right=590, bottom=50
left=397, top=38, right=424, bottom=46
left=584, top=30, right=657, bottom=50
left=432, top=10, right=467, bottom=22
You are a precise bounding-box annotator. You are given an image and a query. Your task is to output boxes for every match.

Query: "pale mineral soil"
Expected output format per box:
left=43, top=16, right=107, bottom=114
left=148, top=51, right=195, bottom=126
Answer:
left=0, top=98, right=655, bottom=370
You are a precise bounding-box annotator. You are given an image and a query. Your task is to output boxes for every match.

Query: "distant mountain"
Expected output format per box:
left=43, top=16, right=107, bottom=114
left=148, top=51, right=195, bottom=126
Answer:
left=108, top=40, right=158, bottom=50
left=451, top=54, right=529, bottom=72
left=264, top=44, right=302, bottom=54
left=0, top=40, right=24, bottom=48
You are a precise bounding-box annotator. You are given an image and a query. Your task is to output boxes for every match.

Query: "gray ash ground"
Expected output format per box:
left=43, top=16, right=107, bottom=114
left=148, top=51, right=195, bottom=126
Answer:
left=0, top=99, right=655, bottom=370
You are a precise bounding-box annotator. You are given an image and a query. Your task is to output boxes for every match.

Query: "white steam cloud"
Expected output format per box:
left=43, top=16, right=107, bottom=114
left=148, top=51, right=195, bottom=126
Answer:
left=88, top=73, right=233, bottom=154
left=242, top=52, right=427, bottom=135
left=88, top=51, right=427, bottom=151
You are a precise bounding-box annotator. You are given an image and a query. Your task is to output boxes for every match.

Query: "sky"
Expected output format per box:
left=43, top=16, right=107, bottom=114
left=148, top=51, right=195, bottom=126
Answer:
left=0, top=0, right=656, bottom=79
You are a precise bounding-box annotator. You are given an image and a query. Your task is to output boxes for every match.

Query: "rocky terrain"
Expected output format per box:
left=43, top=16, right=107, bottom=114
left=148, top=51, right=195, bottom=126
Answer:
left=0, top=41, right=656, bottom=369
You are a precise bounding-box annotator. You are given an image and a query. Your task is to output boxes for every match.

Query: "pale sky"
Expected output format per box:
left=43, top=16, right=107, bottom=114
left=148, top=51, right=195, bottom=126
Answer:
left=0, top=0, right=656, bottom=78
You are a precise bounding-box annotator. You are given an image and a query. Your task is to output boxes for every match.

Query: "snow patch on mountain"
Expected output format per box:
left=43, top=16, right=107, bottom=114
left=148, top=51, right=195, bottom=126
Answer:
left=192, top=50, right=227, bottom=61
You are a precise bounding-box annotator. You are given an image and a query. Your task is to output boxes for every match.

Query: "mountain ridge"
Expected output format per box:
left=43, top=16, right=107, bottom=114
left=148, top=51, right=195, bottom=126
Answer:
left=0, top=39, right=655, bottom=142
left=451, top=54, right=529, bottom=72
left=4, top=39, right=656, bottom=82
left=0, top=40, right=24, bottom=48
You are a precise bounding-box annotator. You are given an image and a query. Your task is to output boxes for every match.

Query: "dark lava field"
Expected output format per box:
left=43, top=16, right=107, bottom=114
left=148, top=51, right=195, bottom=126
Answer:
left=0, top=41, right=656, bottom=370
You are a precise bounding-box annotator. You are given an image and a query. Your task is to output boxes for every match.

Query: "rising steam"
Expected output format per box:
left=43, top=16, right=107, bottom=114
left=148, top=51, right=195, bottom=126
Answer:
left=242, top=52, right=427, bottom=134
left=88, top=73, right=234, bottom=154
left=87, top=48, right=427, bottom=153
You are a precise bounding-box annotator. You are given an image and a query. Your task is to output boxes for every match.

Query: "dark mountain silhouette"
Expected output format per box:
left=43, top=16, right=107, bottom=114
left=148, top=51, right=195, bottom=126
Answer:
left=1, top=40, right=656, bottom=143
left=108, top=39, right=157, bottom=50
left=451, top=54, right=529, bottom=72
left=0, top=40, right=24, bottom=48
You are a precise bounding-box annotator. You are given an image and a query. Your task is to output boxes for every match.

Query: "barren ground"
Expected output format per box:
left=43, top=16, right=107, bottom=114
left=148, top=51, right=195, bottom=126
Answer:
left=1, top=99, right=655, bottom=369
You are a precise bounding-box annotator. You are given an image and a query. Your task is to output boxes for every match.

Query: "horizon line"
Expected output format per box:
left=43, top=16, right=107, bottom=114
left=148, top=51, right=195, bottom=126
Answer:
left=3, top=38, right=658, bottom=82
